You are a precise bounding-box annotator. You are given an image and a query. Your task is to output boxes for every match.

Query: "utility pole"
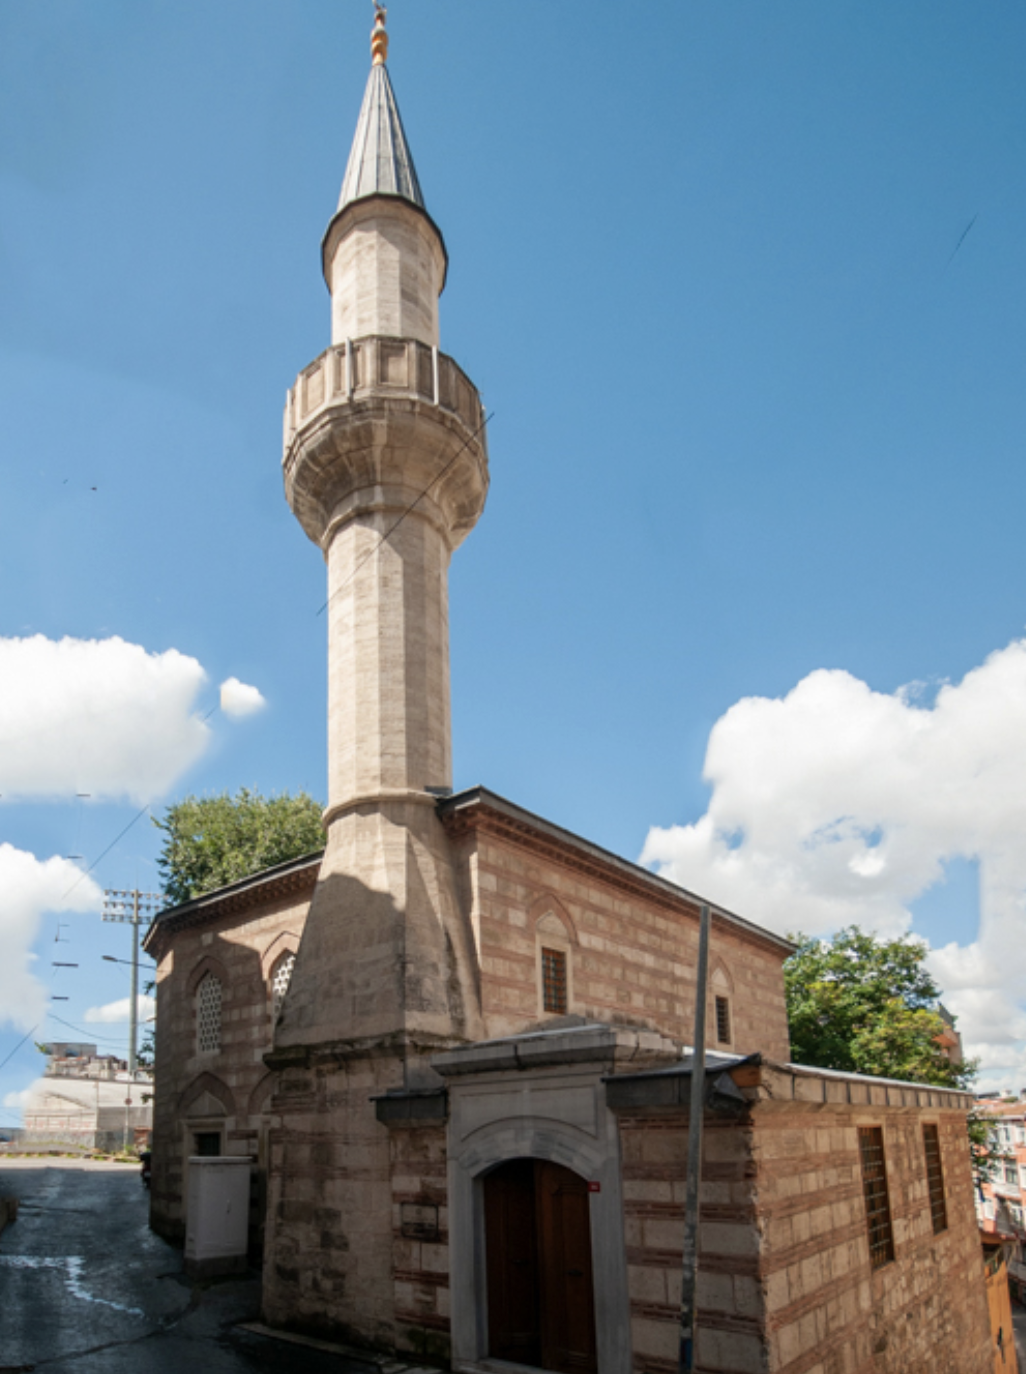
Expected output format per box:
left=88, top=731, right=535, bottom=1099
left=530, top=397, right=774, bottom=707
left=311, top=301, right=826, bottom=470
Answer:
left=679, top=902, right=711, bottom=1374
left=102, top=890, right=162, bottom=1076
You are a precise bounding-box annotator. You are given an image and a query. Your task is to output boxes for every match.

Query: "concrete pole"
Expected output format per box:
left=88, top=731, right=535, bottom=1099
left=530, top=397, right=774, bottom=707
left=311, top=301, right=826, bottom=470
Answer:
left=128, top=891, right=139, bottom=1077
left=679, top=902, right=711, bottom=1374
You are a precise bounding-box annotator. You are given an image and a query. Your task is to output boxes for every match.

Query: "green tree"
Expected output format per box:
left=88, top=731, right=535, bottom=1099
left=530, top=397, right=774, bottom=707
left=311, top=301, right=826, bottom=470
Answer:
left=784, top=926, right=976, bottom=1090
left=154, top=788, right=324, bottom=907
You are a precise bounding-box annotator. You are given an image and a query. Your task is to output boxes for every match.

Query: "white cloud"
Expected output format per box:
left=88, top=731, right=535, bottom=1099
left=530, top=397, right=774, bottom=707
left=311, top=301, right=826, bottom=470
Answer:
left=0, top=635, right=211, bottom=803
left=83, top=995, right=156, bottom=1024
left=219, top=676, right=266, bottom=719
left=0, top=845, right=102, bottom=1031
left=641, top=638, right=1026, bottom=1089
left=3, top=1087, right=33, bottom=1110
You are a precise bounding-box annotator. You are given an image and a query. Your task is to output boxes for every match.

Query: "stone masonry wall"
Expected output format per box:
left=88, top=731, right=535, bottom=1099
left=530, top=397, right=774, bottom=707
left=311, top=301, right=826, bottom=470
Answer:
left=388, top=1121, right=451, bottom=1363
left=618, top=1110, right=763, bottom=1374
left=751, top=1092, right=992, bottom=1374
left=614, top=1069, right=991, bottom=1374
left=458, top=823, right=790, bottom=1059
left=262, top=1052, right=404, bottom=1350
left=149, top=886, right=311, bottom=1242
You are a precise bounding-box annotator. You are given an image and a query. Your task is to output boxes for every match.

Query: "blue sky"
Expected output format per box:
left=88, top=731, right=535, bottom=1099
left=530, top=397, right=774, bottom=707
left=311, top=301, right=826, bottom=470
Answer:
left=2, top=1, right=1025, bottom=1116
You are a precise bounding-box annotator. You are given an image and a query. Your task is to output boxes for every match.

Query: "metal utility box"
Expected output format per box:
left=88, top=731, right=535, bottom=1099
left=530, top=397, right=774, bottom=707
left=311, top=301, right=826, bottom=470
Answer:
left=184, top=1155, right=252, bottom=1277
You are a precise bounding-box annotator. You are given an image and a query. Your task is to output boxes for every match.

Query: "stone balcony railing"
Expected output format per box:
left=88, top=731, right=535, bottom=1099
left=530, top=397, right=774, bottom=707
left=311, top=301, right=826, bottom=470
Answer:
left=283, top=335, right=485, bottom=453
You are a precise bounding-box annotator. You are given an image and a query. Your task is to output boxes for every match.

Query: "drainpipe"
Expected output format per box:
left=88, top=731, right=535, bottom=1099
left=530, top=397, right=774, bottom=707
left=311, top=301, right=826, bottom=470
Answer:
left=679, top=902, right=710, bottom=1374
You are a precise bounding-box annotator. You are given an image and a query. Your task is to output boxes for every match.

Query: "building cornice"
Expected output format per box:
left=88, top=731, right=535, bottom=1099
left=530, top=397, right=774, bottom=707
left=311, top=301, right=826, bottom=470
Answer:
left=142, top=851, right=322, bottom=959
left=438, top=786, right=795, bottom=960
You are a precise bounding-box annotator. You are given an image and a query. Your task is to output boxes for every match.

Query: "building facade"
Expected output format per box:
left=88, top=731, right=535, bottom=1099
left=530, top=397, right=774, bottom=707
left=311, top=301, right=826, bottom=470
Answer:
left=22, top=1043, right=152, bottom=1151
left=145, top=13, right=994, bottom=1373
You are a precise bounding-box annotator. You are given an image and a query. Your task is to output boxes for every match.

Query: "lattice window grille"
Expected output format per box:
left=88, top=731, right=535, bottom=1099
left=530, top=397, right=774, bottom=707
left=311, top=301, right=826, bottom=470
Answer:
left=541, top=947, right=568, bottom=1015
left=196, top=973, right=222, bottom=1054
left=715, top=995, right=732, bottom=1045
left=923, top=1124, right=948, bottom=1234
left=858, top=1126, right=895, bottom=1269
left=272, top=953, right=296, bottom=1019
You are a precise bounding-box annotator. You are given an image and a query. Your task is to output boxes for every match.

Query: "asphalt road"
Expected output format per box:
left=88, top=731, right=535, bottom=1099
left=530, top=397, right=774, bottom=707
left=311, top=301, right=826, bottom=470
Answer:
left=0, top=1160, right=387, bottom=1374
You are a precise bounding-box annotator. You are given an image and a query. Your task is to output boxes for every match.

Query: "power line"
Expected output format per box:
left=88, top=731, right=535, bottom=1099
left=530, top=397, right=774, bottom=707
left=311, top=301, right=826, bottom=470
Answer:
left=316, top=410, right=493, bottom=617
left=61, top=803, right=151, bottom=901
left=46, top=1014, right=138, bottom=1047
left=0, top=1025, right=40, bottom=1075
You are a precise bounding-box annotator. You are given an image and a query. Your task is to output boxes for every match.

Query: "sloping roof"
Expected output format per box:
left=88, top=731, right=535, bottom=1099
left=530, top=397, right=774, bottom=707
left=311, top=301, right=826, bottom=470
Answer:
left=337, top=62, right=425, bottom=214
left=142, top=849, right=322, bottom=955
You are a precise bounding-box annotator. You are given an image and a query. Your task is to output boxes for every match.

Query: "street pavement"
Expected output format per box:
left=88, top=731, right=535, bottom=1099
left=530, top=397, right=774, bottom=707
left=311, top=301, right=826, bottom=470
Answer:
left=0, top=1159, right=412, bottom=1374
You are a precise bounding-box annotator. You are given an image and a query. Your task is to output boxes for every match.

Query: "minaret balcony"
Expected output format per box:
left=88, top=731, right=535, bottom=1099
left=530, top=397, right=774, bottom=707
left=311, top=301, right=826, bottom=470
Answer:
left=283, top=335, right=489, bottom=550
left=284, top=335, right=484, bottom=454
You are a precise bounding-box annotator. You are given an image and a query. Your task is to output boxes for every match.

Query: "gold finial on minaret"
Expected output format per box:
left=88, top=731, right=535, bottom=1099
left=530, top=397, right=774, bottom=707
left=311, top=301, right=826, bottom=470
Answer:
left=371, top=3, right=388, bottom=66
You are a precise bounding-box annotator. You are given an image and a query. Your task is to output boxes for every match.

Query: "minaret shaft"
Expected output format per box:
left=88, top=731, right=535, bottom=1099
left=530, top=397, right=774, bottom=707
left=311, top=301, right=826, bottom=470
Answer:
left=326, top=198, right=444, bottom=348
left=326, top=507, right=452, bottom=809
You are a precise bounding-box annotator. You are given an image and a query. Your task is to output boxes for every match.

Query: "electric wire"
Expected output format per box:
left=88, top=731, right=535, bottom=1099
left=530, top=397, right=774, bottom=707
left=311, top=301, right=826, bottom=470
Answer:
left=0, top=1025, right=40, bottom=1075
left=61, top=803, right=152, bottom=900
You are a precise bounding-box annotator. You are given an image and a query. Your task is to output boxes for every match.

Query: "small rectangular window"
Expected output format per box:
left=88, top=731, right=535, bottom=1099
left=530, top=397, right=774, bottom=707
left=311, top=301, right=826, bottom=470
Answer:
left=922, top=1124, right=947, bottom=1234
left=858, top=1126, right=895, bottom=1269
left=541, top=947, right=567, bottom=1015
left=193, top=1131, right=221, bottom=1157
left=715, top=996, right=731, bottom=1045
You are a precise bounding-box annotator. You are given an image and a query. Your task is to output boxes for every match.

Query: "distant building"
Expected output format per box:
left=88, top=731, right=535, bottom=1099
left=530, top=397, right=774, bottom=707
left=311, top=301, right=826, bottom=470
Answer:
left=21, top=1043, right=152, bottom=1151
left=936, top=1004, right=964, bottom=1066
left=975, top=1096, right=1026, bottom=1303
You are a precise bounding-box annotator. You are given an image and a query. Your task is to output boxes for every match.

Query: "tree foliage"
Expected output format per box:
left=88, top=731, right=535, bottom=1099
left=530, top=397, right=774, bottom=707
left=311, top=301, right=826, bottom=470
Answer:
left=966, top=1110, right=1000, bottom=1184
left=154, top=788, right=324, bottom=907
left=784, top=926, right=976, bottom=1090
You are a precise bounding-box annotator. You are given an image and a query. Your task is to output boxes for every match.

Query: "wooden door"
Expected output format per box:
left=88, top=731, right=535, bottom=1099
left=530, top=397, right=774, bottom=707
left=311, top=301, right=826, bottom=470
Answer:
left=484, top=1158, right=542, bottom=1366
left=537, top=1161, right=598, bottom=1374
left=484, top=1158, right=597, bottom=1374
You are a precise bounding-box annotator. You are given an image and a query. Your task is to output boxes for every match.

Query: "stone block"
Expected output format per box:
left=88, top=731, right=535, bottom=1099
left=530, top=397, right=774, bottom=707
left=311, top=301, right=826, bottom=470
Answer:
left=628, top=1263, right=667, bottom=1305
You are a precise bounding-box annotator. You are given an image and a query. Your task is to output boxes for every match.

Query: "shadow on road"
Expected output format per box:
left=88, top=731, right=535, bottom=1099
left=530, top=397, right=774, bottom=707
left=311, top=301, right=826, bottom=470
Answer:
left=0, top=1160, right=385, bottom=1374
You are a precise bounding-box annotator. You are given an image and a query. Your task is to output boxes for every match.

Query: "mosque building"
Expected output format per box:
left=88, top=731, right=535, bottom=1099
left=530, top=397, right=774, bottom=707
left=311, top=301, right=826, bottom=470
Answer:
left=145, top=13, right=994, bottom=1373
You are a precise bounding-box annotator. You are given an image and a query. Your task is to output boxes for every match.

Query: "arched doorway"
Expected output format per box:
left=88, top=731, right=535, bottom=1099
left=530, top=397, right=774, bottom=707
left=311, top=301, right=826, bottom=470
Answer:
left=484, top=1157, right=598, bottom=1374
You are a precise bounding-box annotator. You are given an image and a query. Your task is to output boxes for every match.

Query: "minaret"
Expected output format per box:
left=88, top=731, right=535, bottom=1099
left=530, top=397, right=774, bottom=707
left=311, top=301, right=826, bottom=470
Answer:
left=273, top=7, right=488, bottom=1058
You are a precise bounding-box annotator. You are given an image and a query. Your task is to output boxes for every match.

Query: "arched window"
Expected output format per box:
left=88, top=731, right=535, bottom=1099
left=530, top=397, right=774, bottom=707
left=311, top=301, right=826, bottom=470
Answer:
left=535, top=909, right=573, bottom=1018
left=271, top=952, right=296, bottom=1019
left=196, top=972, right=222, bottom=1054
left=710, top=965, right=733, bottom=1048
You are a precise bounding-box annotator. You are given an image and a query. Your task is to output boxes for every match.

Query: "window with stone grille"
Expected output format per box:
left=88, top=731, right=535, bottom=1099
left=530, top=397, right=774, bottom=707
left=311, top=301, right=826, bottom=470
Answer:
left=541, top=947, right=568, bottom=1015
left=858, top=1126, right=895, bottom=1269
left=196, top=972, right=222, bottom=1054
left=715, top=995, right=732, bottom=1045
left=922, top=1124, right=947, bottom=1234
left=271, top=952, right=296, bottom=1019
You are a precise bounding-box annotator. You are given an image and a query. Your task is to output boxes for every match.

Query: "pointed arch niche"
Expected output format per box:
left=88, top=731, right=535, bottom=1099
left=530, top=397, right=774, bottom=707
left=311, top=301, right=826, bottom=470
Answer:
left=531, top=895, right=577, bottom=1021
left=709, top=960, right=735, bottom=1050
left=261, top=932, right=300, bottom=1023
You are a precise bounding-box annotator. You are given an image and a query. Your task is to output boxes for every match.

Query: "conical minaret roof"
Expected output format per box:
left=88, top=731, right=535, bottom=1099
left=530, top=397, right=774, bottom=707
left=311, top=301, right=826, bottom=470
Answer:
left=337, top=56, right=426, bottom=214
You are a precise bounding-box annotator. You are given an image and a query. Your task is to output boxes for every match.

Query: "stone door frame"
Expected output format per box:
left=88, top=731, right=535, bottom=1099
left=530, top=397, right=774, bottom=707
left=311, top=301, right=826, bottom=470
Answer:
left=444, top=1084, right=632, bottom=1374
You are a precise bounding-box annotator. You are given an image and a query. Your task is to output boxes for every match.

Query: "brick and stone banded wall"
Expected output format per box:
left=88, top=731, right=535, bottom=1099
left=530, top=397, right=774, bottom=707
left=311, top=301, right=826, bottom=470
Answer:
left=389, top=1122, right=452, bottom=1363
left=618, top=1111, right=764, bottom=1374
left=263, top=1053, right=405, bottom=1352
left=750, top=1087, right=992, bottom=1374
left=147, top=881, right=312, bottom=1241
left=456, top=821, right=790, bottom=1059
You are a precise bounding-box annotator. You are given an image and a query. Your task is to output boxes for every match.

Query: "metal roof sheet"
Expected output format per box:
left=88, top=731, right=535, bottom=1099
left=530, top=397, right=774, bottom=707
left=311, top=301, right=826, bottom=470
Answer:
left=338, top=62, right=425, bottom=214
